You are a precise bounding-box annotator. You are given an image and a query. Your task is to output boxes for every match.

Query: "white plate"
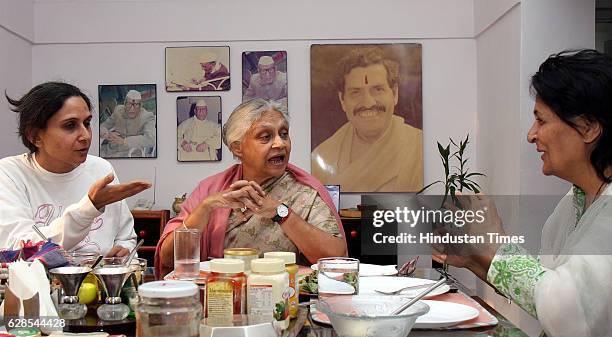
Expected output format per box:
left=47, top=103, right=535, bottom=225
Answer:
left=310, top=263, right=397, bottom=276
left=200, top=261, right=211, bottom=272
left=310, top=300, right=479, bottom=329
left=359, top=277, right=450, bottom=298
left=414, top=300, right=480, bottom=328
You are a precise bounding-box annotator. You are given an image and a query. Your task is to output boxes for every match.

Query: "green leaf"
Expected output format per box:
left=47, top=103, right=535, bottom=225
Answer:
left=416, top=180, right=444, bottom=194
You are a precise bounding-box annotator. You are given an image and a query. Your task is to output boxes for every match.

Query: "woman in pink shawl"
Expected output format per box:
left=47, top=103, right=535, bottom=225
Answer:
left=156, top=99, right=347, bottom=277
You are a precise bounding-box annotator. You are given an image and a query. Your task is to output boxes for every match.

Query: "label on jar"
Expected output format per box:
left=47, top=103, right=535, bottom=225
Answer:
left=207, top=281, right=233, bottom=318
left=249, top=284, right=274, bottom=316
left=274, top=288, right=289, bottom=322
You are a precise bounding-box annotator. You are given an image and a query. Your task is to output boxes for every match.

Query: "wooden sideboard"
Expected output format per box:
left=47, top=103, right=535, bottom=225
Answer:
left=131, top=210, right=170, bottom=269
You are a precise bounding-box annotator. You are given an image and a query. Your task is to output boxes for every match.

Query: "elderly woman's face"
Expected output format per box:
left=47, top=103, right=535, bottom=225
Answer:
left=527, top=98, right=590, bottom=180
left=237, top=109, right=291, bottom=182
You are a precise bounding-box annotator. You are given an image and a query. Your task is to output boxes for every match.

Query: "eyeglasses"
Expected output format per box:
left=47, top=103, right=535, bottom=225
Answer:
left=125, top=102, right=141, bottom=108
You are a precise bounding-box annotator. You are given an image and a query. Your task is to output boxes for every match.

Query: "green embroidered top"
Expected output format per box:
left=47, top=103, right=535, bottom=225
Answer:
left=487, top=186, right=587, bottom=319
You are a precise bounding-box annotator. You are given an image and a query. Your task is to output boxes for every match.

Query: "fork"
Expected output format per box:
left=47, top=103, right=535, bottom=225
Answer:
left=374, top=283, right=433, bottom=295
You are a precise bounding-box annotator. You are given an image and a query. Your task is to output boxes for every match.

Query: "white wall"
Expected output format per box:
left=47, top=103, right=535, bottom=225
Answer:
left=0, top=0, right=33, bottom=158
left=519, top=0, right=595, bottom=196
left=32, top=38, right=477, bottom=211
left=32, top=0, right=474, bottom=43
left=28, top=0, right=478, bottom=211
left=474, top=0, right=520, bottom=36
left=0, top=0, right=34, bottom=41
left=471, top=4, right=543, bottom=335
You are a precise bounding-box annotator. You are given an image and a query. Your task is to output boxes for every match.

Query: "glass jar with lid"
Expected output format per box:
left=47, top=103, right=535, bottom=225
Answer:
left=264, top=251, right=298, bottom=318
left=206, top=258, right=247, bottom=320
left=136, top=280, right=201, bottom=337
left=223, top=247, right=259, bottom=274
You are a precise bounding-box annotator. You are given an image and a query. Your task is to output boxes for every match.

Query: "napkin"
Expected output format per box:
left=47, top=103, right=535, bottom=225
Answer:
left=0, top=260, right=60, bottom=334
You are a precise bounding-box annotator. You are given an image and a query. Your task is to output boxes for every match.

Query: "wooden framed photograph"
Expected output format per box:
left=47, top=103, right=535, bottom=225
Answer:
left=176, top=96, right=222, bottom=162
left=166, top=46, right=231, bottom=92
left=310, top=44, right=423, bottom=192
left=242, top=51, right=288, bottom=109
left=98, top=84, right=157, bottom=158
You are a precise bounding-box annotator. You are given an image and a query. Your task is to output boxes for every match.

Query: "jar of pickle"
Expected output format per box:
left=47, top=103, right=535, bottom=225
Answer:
left=223, top=248, right=259, bottom=274
left=264, top=251, right=298, bottom=318
left=206, top=258, right=246, bottom=320
left=136, top=280, right=201, bottom=337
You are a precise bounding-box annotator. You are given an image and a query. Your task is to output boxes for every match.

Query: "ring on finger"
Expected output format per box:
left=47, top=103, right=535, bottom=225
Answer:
left=240, top=206, right=247, bottom=213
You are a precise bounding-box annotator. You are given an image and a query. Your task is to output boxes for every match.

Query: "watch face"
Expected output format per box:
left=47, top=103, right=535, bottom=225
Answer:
left=277, top=204, right=289, bottom=217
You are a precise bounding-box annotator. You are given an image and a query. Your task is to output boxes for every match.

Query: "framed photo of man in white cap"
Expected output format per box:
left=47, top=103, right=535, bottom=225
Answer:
left=176, top=96, right=222, bottom=162
left=99, top=84, right=157, bottom=158
left=166, top=46, right=231, bottom=92
left=242, top=51, right=288, bottom=109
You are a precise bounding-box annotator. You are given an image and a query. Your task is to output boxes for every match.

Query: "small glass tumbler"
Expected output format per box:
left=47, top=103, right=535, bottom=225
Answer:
left=173, top=227, right=201, bottom=280
left=317, top=257, right=359, bottom=298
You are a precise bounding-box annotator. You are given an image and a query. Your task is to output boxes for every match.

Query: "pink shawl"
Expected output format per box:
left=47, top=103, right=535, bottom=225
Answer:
left=154, top=163, right=347, bottom=278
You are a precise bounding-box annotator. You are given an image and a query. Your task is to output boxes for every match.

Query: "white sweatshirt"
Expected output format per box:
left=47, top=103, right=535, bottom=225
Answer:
left=0, top=153, right=136, bottom=254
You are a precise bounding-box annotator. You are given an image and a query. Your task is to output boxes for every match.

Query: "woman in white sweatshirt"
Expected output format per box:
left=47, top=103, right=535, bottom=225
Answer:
left=0, top=82, right=150, bottom=256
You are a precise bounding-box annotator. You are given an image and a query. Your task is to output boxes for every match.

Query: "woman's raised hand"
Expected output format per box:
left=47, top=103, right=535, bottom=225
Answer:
left=88, top=173, right=152, bottom=210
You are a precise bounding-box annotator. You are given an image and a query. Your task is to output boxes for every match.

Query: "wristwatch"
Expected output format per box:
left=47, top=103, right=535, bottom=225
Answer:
left=272, top=203, right=291, bottom=224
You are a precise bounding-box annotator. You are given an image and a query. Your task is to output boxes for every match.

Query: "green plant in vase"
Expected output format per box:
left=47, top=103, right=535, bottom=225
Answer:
left=418, top=134, right=485, bottom=271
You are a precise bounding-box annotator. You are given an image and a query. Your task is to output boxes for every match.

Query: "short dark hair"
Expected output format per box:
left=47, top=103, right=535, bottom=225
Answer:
left=335, top=47, right=399, bottom=96
left=531, top=49, right=612, bottom=182
left=5, top=82, right=92, bottom=153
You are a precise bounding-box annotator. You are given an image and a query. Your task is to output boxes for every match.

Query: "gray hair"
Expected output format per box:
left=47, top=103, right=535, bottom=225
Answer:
left=222, top=98, right=289, bottom=152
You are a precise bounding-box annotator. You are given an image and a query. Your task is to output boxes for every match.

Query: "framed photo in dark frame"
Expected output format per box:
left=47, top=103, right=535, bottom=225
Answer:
left=176, top=96, right=222, bottom=162
left=166, top=46, right=231, bottom=92
left=98, top=84, right=157, bottom=158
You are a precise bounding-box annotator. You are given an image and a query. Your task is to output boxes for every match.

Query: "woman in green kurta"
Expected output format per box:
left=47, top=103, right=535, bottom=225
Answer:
left=436, top=50, right=612, bottom=337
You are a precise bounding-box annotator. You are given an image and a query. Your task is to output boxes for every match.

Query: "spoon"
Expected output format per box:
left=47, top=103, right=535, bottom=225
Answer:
left=90, top=255, right=103, bottom=269
left=32, top=225, right=48, bottom=241
left=123, top=239, right=144, bottom=267
left=390, top=277, right=447, bottom=315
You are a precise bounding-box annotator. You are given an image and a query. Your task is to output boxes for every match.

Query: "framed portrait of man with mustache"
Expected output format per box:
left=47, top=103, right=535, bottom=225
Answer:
left=310, top=44, right=423, bottom=192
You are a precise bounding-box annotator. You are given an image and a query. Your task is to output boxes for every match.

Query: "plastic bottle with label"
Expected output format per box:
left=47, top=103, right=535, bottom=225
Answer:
left=247, top=258, right=290, bottom=329
left=264, top=251, right=298, bottom=318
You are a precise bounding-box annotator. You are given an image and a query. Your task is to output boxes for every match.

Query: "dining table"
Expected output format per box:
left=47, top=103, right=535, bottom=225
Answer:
left=60, top=268, right=529, bottom=337
left=297, top=268, right=530, bottom=337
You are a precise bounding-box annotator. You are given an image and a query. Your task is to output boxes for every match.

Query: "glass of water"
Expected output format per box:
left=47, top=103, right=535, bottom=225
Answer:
left=317, top=257, right=359, bottom=297
left=173, top=227, right=200, bottom=280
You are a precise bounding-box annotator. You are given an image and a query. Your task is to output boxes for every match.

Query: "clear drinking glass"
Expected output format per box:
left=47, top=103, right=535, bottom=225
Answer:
left=173, top=227, right=200, bottom=280
left=317, top=257, right=359, bottom=297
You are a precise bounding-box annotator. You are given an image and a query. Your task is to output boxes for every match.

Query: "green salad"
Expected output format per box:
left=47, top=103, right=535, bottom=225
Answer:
left=299, top=270, right=318, bottom=294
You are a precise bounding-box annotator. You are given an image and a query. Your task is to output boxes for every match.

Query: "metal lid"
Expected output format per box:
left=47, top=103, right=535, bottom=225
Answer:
left=263, top=251, right=296, bottom=265
left=138, top=280, right=198, bottom=298
left=223, top=247, right=259, bottom=257
left=250, top=258, right=285, bottom=273
left=210, top=258, right=245, bottom=273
